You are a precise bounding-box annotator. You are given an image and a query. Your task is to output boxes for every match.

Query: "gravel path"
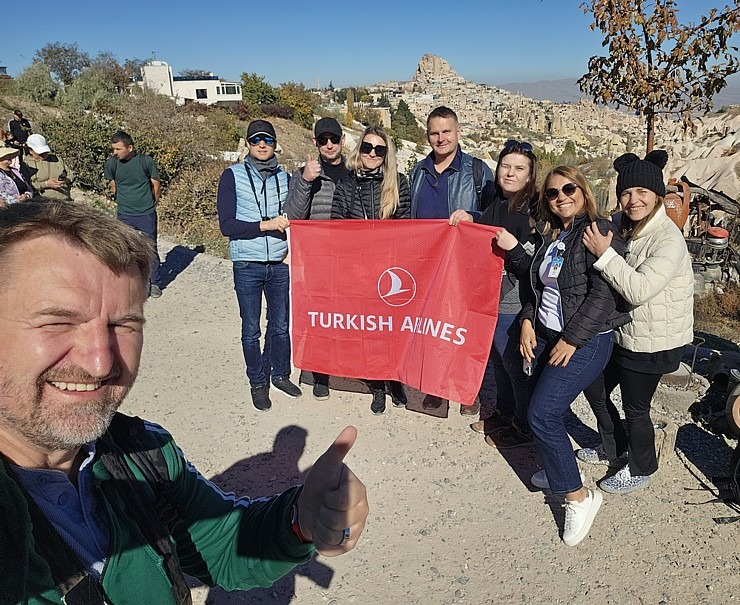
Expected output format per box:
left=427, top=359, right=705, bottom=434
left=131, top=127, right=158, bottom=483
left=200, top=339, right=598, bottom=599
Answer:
left=122, top=238, right=740, bottom=605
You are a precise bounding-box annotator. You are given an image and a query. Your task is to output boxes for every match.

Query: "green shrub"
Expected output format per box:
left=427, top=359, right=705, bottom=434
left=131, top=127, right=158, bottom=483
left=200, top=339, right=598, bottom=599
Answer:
left=14, top=61, right=60, bottom=104
left=39, top=112, right=114, bottom=192
left=158, top=159, right=230, bottom=257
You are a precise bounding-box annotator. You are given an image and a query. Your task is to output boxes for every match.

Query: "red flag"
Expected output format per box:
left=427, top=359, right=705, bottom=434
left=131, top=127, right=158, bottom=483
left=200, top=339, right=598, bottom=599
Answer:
left=289, top=220, right=504, bottom=405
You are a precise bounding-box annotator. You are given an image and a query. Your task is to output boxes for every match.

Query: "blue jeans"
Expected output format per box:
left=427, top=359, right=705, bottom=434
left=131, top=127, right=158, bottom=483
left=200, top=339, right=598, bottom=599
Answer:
left=233, top=261, right=291, bottom=387
left=501, top=317, right=532, bottom=430
left=527, top=328, right=614, bottom=494
left=481, top=313, right=518, bottom=419
left=118, top=211, right=162, bottom=287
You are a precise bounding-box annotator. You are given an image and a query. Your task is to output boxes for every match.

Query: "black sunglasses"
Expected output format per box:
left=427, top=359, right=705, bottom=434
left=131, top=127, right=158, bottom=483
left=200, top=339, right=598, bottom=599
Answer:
left=359, top=141, right=387, bottom=157
left=317, top=133, right=341, bottom=146
left=248, top=134, right=276, bottom=146
left=503, top=139, right=534, bottom=154
left=544, top=183, right=580, bottom=201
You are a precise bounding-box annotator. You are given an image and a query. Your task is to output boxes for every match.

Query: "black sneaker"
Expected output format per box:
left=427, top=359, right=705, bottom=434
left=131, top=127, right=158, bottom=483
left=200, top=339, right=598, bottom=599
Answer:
left=271, top=376, right=302, bottom=398
left=251, top=385, right=272, bottom=412
left=370, top=389, right=386, bottom=415
left=389, top=382, right=407, bottom=408
left=312, top=381, right=330, bottom=400
left=422, top=394, right=445, bottom=410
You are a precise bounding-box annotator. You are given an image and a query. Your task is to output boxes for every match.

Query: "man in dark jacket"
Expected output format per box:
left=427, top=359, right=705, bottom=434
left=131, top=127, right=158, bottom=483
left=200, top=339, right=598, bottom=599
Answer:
left=285, top=117, right=349, bottom=401
left=0, top=201, right=368, bottom=604
left=7, top=109, right=32, bottom=155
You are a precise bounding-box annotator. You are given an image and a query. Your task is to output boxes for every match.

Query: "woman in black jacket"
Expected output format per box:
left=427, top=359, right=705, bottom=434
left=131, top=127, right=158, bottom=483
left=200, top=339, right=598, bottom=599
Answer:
left=331, top=125, right=410, bottom=415
left=495, top=165, right=628, bottom=547
left=450, top=140, right=538, bottom=441
left=331, top=126, right=410, bottom=221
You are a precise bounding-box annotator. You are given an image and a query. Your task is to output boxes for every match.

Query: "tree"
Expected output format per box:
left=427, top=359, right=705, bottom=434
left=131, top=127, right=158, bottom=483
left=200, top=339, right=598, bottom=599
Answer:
left=240, top=72, right=278, bottom=108
left=61, top=68, right=117, bottom=112
left=578, top=0, right=740, bottom=151
left=90, top=51, right=130, bottom=92
left=34, top=42, right=91, bottom=85
left=391, top=100, right=426, bottom=145
left=344, top=89, right=355, bottom=126
left=277, top=82, right=318, bottom=130
left=14, top=61, right=60, bottom=103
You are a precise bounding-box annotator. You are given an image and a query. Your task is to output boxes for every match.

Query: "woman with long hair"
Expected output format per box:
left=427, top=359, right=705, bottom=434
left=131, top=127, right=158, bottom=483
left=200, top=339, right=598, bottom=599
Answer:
left=331, top=125, right=410, bottom=415
left=450, top=140, right=538, bottom=444
left=495, top=165, right=628, bottom=546
left=579, top=151, right=694, bottom=494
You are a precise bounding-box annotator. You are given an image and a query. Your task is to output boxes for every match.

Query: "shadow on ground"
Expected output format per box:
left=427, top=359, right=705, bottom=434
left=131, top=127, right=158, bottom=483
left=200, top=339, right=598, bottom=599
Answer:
left=159, top=245, right=205, bottom=289
left=192, top=424, right=335, bottom=604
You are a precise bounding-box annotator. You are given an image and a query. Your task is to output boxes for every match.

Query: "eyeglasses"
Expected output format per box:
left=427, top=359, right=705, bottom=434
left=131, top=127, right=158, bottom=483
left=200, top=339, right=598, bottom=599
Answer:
left=317, top=133, right=341, bottom=146
left=544, top=183, right=580, bottom=201
left=248, top=134, right=276, bottom=146
left=503, top=139, right=534, bottom=154
left=359, top=141, right=387, bottom=157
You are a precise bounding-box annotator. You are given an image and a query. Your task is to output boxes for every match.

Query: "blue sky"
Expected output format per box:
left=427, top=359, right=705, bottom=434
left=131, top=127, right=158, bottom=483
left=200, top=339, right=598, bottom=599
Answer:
left=2, top=0, right=735, bottom=87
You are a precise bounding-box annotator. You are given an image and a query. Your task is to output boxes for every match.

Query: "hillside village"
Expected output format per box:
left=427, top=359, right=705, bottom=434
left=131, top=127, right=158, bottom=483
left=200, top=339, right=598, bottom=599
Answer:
left=324, top=54, right=740, bottom=203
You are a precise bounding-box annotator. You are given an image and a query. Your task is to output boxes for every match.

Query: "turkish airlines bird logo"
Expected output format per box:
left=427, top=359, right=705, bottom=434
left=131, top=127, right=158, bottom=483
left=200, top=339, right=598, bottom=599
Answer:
left=377, top=267, right=416, bottom=307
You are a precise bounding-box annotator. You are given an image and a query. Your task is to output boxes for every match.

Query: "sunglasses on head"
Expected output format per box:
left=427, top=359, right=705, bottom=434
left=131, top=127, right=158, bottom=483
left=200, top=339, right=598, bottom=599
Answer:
left=544, top=183, right=580, bottom=201
left=317, top=133, right=341, bottom=146
left=359, top=141, right=387, bottom=157
left=503, top=139, right=534, bottom=154
left=248, top=134, right=276, bottom=146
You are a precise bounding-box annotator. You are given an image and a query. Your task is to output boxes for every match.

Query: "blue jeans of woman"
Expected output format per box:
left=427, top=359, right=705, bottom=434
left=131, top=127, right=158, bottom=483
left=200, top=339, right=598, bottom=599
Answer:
left=481, top=313, right=518, bottom=420
left=527, top=325, right=614, bottom=494
left=232, top=261, right=291, bottom=387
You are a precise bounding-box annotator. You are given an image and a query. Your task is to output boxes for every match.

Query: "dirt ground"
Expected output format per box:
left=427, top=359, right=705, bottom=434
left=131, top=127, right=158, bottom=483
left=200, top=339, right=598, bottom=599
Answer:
left=122, top=239, right=740, bottom=605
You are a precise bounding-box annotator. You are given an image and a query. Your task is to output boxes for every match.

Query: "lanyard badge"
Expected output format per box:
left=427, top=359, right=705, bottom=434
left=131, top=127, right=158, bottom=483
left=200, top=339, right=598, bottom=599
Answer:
left=547, top=241, right=566, bottom=278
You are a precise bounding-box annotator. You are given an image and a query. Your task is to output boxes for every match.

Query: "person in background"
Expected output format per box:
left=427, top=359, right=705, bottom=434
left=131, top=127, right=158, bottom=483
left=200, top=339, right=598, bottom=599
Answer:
left=580, top=151, right=694, bottom=494
left=0, top=201, right=368, bottom=604
left=408, top=106, right=495, bottom=416
left=104, top=130, right=164, bottom=298
left=331, top=125, right=410, bottom=415
left=217, top=119, right=303, bottom=412
left=24, top=134, right=74, bottom=201
left=285, top=117, right=349, bottom=401
left=7, top=109, right=32, bottom=155
left=451, top=139, right=538, bottom=446
left=494, top=165, right=628, bottom=547
left=0, top=147, right=33, bottom=206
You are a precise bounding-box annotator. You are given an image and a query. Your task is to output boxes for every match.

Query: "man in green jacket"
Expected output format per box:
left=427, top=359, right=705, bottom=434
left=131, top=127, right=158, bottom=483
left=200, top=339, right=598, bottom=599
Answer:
left=0, top=201, right=368, bottom=605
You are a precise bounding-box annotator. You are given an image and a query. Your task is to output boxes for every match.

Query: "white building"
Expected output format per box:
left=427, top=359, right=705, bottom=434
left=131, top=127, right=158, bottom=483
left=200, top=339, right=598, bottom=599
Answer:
left=139, top=60, right=242, bottom=106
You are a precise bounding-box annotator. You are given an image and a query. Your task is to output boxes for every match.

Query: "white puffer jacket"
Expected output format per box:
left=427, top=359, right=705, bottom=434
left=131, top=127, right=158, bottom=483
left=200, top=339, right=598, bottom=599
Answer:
left=593, top=204, right=694, bottom=353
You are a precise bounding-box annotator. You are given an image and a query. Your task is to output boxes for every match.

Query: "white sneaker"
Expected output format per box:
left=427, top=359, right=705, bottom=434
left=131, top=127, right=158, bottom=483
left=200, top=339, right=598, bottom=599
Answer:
left=531, top=469, right=586, bottom=490
left=562, top=488, right=603, bottom=547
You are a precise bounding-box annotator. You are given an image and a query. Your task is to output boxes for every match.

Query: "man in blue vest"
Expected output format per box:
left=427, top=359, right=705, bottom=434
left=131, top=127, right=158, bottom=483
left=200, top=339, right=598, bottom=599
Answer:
left=217, top=120, right=302, bottom=411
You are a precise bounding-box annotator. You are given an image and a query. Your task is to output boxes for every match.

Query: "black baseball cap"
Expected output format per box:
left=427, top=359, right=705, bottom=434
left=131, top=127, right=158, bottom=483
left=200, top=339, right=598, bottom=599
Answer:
left=247, top=119, right=276, bottom=140
left=314, top=117, right=342, bottom=138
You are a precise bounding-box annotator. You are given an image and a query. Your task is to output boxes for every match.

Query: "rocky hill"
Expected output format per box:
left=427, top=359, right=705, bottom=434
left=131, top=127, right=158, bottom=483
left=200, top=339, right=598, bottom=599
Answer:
left=372, top=54, right=740, bottom=201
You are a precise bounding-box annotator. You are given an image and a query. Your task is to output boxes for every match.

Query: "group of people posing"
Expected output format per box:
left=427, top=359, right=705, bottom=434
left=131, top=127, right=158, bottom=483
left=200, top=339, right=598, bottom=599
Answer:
left=218, top=106, right=694, bottom=547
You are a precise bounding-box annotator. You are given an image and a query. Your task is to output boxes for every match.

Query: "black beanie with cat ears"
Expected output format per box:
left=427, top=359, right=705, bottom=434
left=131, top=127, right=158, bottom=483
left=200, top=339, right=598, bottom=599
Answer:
left=614, top=150, right=668, bottom=198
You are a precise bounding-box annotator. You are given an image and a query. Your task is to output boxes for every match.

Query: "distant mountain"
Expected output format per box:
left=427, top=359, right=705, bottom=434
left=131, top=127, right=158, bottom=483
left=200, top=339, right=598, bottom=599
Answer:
left=495, top=75, right=740, bottom=108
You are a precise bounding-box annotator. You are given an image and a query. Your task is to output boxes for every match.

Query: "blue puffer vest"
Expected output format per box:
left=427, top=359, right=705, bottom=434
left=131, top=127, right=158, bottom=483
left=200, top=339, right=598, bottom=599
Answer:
left=228, top=162, right=289, bottom=262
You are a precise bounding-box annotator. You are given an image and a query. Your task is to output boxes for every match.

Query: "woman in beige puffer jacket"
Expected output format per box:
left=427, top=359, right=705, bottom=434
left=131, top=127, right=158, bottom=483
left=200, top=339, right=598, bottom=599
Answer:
left=579, top=150, right=693, bottom=495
